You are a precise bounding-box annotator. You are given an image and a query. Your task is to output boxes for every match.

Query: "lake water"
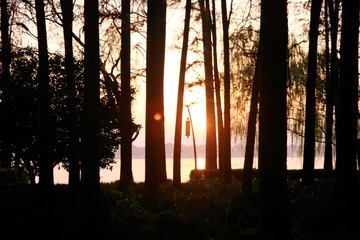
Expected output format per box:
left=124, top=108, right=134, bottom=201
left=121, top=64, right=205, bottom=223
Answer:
left=53, top=156, right=327, bottom=184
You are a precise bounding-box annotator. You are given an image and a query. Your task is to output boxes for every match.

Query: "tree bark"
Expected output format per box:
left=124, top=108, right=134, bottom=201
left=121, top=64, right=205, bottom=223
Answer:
left=199, top=0, right=217, bottom=170
left=0, top=0, right=12, bottom=168
left=258, top=0, right=290, bottom=238
left=61, top=0, right=80, bottom=189
left=303, top=0, right=323, bottom=185
left=120, top=0, right=134, bottom=185
left=82, top=0, right=100, bottom=234
left=173, top=0, right=191, bottom=187
left=335, top=0, right=359, bottom=213
left=221, top=0, right=232, bottom=184
left=35, top=0, right=54, bottom=193
left=211, top=0, right=225, bottom=179
left=242, top=46, right=261, bottom=195
left=145, top=0, right=167, bottom=195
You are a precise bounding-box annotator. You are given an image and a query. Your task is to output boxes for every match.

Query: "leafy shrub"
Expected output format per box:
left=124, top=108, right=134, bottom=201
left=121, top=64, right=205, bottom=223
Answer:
left=0, top=168, right=30, bottom=185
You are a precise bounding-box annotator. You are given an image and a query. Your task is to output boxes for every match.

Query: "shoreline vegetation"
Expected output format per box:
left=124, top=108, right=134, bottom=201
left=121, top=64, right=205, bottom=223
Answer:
left=1, top=169, right=358, bottom=239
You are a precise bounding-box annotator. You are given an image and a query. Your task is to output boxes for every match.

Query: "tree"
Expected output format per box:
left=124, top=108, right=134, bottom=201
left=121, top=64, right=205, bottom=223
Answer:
left=258, top=0, right=290, bottom=238
left=302, top=0, right=323, bottom=185
left=199, top=0, right=217, bottom=170
left=242, top=45, right=261, bottom=194
left=220, top=0, right=232, bottom=185
left=35, top=0, right=54, bottom=192
left=335, top=0, right=359, bottom=227
left=173, top=0, right=192, bottom=187
left=324, top=0, right=339, bottom=175
left=82, top=0, right=100, bottom=233
left=120, top=0, right=134, bottom=184
left=211, top=0, right=225, bottom=178
left=145, top=0, right=167, bottom=194
left=0, top=0, right=12, bottom=168
left=60, top=0, right=80, bottom=189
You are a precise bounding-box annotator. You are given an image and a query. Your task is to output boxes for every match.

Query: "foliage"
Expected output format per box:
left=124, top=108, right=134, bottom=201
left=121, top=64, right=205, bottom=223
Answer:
left=0, top=168, right=29, bottom=184
left=3, top=47, right=121, bottom=177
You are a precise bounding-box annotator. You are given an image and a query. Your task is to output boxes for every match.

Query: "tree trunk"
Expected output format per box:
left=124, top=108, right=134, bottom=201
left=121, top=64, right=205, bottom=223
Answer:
left=302, top=0, right=323, bottom=185
left=258, top=0, right=290, bottom=238
left=120, top=0, right=134, bottom=185
left=242, top=46, right=261, bottom=195
left=145, top=0, right=167, bottom=195
left=35, top=0, right=54, bottom=193
left=335, top=0, right=359, bottom=223
left=0, top=0, right=12, bottom=168
left=324, top=0, right=339, bottom=176
left=82, top=0, right=100, bottom=234
left=61, top=0, right=80, bottom=189
left=173, top=0, right=191, bottom=187
left=211, top=0, right=225, bottom=179
left=221, top=0, right=232, bottom=184
left=199, top=0, right=217, bottom=170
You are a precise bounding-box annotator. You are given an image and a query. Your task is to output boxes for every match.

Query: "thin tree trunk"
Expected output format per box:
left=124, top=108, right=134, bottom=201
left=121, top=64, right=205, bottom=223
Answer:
left=61, top=0, right=80, bottom=189
left=221, top=0, right=231, bottom=184
left=0, top=0, right=12, bottom=168
left=211, top=0, right=225, bottom=179
left=145, top=0, right=167, bottom=195
left=303, top=0, right=323, bottom=185
left=199, top=0, right=217, bottom=170
left=258, top=0, right=290, bottom=238
left=173, top=0, right=191, bottom=187
left=35, top=0, right=54, bottom=193
left=120, top=0, right=134, bottom=184
left=324, top=0, right=333, bottom=176
left=242, top=46, right=261, bottom=195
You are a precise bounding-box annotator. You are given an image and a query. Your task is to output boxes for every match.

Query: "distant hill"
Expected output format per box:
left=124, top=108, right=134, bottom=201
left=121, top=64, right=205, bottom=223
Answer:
left=131, top=143, right=308, bottom=158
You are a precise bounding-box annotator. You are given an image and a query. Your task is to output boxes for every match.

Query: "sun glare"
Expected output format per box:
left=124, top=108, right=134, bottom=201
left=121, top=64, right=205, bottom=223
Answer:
left=197, top=157, right=205, bottom=170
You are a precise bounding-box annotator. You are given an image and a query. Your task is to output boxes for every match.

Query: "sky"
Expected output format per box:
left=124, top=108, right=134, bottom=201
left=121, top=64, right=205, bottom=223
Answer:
left=13, top=0, right=310, bottom=148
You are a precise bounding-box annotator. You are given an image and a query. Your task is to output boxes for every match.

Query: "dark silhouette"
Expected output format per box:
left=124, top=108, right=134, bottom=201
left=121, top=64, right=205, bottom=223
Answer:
left=35, top=0, right=54, bottom=193
left=0, top=0, right=12, bottom=168
left=335, top=0, right=359, bottom=226
left=145, top=0, right=167, bottom=195
left=303, top=0, right=323, bottom=185
left=211, top=0, right=225, bottom=179
left=82, top=0, right=100, bottom=234
left=324, top=0, right=339, bottom=175
left=258, top=0, right=290, bottom=238
left=173, top=0, right=191, bottom=187
left=221, top=0, right=232, bottom=185
left=242, top=45, right=261, bottom=195
left=198, top=0, right=217, bottom=170
left=60, top=0, right=80, bottom=190
left=120, top=0, right=134, bottom=185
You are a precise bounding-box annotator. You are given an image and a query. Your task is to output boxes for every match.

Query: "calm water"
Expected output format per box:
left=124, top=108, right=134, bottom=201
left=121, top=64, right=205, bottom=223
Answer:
left=53, top=156, right=326, bottom=184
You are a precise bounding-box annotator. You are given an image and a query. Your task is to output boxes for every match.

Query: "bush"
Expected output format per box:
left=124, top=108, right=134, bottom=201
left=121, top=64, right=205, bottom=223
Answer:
left=0, top=168, right=30, bottom=185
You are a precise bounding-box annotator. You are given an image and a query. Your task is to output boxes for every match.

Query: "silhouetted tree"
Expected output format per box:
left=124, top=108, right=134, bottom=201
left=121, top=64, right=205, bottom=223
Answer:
left=0, top=0, right=12, bottom=168
left=120, top=0, right=134, bottom=184
left=211, top=0, right=225, bottom=178
left=221, top=0, right=232, bottom=184
left=173, top=0, right=191, bottom=187
left=324, top=0, right=339, bottom=175
left=82, top=0, right=100, bottom=234
left=242, top=45, right=261, bottom=195
left=335, top=0, right=359, bottom=223
left=199, top=0, right=217, bottom=170
left=303, top=0, right=323, bottom=185
left=145, top=0, right=167, bottom=194
left=35, top=0, right=54, bottom=192
left=258, top=0, right=290, bottom=238
left=60, top=0, right=80, bottom=189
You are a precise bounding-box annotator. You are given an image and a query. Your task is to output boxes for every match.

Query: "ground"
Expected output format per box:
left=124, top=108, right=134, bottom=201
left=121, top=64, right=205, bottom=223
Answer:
left=0, top=176, right=358, bottom=239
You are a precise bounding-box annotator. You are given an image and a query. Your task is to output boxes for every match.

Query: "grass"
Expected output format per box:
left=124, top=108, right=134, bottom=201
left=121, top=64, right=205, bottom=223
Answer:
left=0, top=176, right=358, bottom=239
